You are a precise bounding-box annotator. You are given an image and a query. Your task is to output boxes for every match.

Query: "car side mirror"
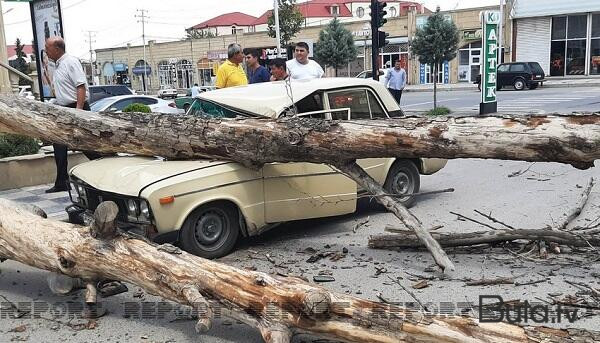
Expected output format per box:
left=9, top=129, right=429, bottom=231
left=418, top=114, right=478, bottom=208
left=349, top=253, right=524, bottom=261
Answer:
left=108, top=107, right=118, bottom=112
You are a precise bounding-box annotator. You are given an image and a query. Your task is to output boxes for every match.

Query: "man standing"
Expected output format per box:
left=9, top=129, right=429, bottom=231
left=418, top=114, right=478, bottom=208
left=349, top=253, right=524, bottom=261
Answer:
left=269, top=58, right=289, bottom=81
left=190, top=83, right=201, bottom=97
left=215, top=43, right=248, bottom=89
left=286, top=42, right=324, bottom=80
left=44, top=36, right=91, bottom=193
left=385, top=60, right=407, bottom=104
left=245, top=49, right=270, bottom=84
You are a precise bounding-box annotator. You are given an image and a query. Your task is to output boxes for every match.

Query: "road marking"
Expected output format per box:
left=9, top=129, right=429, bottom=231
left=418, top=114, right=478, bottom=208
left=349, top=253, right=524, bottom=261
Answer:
left=402, top=98, right=461, bottom=107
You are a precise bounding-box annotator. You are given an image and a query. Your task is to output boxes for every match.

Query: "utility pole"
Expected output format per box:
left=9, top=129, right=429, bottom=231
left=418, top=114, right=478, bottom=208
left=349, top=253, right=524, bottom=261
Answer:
left=85, top=30, right=97, bottom=85
left=273, top=0, right=282, bottom=57
left=135, top=9, right=148, bottom=92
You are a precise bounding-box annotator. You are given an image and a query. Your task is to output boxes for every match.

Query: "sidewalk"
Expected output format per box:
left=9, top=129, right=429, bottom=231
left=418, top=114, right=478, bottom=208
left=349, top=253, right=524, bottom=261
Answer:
left=0, top=184, right=70, bottom=221
left=404, top=77, right=600, bottom=92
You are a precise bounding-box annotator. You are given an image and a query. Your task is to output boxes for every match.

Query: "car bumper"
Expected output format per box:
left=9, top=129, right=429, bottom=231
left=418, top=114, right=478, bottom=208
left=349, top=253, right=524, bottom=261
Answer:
left=66, top=204, right=174, bottom=242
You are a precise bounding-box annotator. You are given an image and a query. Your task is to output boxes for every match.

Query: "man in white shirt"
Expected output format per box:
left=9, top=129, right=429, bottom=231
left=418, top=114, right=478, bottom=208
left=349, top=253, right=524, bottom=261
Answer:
left=45, top=36, right=96, bottom=193
left=384, top=59, right=407, bottom=104
left=286, top=42, right=324, bottom=80
left=190, top=83, right=201, bottom=97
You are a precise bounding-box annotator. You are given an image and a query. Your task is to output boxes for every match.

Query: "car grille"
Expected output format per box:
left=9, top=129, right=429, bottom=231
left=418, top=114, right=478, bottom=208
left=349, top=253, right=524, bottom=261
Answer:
left=83, top=187, right=130, bottom=222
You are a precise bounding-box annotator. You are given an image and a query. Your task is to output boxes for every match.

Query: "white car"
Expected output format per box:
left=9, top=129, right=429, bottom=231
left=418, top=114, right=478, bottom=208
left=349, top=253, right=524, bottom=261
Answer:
left=356, top=69, right=388, bottom=85
left=90, top=95, right=183, bottom=114
left=157, top=87, right=178, bottom=99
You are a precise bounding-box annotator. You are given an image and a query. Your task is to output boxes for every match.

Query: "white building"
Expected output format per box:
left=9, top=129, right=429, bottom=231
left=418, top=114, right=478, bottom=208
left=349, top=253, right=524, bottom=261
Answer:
left=511, top=0, right=600, bottom=77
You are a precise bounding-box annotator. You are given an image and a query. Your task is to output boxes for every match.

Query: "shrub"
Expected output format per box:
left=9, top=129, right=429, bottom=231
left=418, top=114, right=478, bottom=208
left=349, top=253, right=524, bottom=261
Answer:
left=0, top=133, right=40, bottom=158
left=426, top=106, right=451, bottom=116
left=122, top=103, right=151, bottom=113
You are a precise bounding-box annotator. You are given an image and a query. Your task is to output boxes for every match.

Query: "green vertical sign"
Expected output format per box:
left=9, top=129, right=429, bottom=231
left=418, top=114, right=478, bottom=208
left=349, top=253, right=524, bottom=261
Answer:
left=480, top=11, right=500, bottom=114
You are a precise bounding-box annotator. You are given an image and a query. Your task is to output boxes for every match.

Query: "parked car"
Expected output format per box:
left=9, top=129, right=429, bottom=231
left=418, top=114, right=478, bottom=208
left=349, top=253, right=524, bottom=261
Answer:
left=67, top=78, right=447, bottom=258
left=356, top=69, right=387, bottom=84
left=90, top=95, right=183, bottom=114
left=176, top=86, right=217, bottom=112
left=89, top=85, right=135, bottom=104
left=496, top=62, right=545, bottom=90
left=157, top=87, right=178, bottom=99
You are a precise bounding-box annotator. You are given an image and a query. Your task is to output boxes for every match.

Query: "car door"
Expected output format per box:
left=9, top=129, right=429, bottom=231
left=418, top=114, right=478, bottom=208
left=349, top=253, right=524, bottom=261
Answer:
left=262, top=95, right=357, bottom=223
left=496, top=64, right=510, bottom=87
left=509, top=63, right=527, bottom=83
left=324, top=88, right=391, bottom=184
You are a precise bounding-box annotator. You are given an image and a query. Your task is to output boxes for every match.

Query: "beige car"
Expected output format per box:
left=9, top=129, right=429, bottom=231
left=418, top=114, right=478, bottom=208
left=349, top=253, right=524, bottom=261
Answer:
left=67, top=78, right=446, bottom=258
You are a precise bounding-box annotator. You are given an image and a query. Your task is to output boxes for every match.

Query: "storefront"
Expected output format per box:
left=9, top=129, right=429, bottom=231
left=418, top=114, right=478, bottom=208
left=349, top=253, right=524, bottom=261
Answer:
left=132, top=60, right=152, bottom=91
left=113, top=63, right=130, bottom=86
left=419, top=61, right=449, bottom=84
left=458, top=29, right=482, bottom=82
left=512, top=0, right=600, bottom=77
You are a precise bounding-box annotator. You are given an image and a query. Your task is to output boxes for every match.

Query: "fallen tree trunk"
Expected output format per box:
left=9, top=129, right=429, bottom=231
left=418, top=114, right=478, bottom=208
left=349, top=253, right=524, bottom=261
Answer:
left=368, top=228, right=600, bottom=249
left=1, top=199, right=599, bottom=342
left=0, top=96, right=598, bottom=169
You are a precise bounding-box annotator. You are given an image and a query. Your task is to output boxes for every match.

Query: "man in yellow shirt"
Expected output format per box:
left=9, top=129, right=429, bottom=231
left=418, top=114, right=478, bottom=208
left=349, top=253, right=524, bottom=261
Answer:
left=215, top=43, right=248, bottom=88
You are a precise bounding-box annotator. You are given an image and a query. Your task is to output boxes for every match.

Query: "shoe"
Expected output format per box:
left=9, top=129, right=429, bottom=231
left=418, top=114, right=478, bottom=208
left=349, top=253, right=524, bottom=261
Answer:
left=45, top=185, right=70, bottom=193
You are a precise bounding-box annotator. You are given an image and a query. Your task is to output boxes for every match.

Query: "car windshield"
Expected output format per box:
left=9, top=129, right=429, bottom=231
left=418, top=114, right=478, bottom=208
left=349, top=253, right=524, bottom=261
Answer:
left=90, top=97, right=117, bottom=112
left=187, top=99, right=242, bottom=118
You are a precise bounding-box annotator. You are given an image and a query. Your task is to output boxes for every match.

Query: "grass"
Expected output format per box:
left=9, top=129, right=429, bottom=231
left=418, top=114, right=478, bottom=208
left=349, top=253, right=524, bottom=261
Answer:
left=425, top=106, right=452, bottom=116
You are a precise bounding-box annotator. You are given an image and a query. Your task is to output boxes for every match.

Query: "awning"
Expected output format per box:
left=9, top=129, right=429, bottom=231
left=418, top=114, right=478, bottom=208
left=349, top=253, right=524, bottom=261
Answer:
left=132, top=66, right=152, bottom=75
left=102, top=63, right=115, bottom=77
left=114, top=63, right=127, bottom=72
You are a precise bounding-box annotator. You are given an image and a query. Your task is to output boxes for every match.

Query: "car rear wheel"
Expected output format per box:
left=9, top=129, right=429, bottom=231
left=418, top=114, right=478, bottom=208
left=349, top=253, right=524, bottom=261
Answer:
left=513, top=78, right=525, bottom=91
left=180, top=202, right=240, bottom=259
left=383, top=160, right=420, bottom=208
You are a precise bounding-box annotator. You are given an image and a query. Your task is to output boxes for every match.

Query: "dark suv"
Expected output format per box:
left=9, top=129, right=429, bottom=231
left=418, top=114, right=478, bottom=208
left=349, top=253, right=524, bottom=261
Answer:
left=89, top=85, right=135, bottom=104
left=496, top=62, right=545, bottom=90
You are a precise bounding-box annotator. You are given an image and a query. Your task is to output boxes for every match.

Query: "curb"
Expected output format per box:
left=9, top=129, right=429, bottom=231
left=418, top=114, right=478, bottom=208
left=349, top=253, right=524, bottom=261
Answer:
left=403, top=82, right=600, bottom=93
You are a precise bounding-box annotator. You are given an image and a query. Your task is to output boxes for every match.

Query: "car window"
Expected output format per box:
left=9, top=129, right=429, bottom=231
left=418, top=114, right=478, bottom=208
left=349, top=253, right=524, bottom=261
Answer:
left=327, top=89, right=372, bottom=120
left=497, top=64, right=510, bottom=72
left=109, top=99, right=137, bottom=111
left=368, top=92, right=387, bottom=119
left=90, top=97, right=116, bottom=112
left=296, top=92, right=324, bottom=114
left=510, top=64, right=526, bottom=72
left=528, top=62, right=544, bottom=75
left=134, top=97, right=158, bottom=105
left=188, top=99, right=239, bottom=118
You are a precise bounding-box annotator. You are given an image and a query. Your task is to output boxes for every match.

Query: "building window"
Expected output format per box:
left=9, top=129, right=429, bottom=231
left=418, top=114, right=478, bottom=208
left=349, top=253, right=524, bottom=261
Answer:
left=356, top=7, right=364, bottom=18
left=550, top=15, right=588, bottom=76
left=591, top=14, right=600, bottom=75
left=330, top=5, right=339, bottom=16
left=389, top=7, right=397, bottom=17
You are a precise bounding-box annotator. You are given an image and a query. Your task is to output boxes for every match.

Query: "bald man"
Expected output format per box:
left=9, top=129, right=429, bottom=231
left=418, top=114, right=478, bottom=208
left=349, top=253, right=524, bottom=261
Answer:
left=44, top=36, right=95, bottom=193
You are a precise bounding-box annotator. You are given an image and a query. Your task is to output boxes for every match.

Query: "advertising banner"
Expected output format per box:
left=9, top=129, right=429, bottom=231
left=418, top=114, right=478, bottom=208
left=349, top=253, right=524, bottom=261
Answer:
left=480, top=10, right=499, bottom=114
left=30, top=0, right=63, bottom=100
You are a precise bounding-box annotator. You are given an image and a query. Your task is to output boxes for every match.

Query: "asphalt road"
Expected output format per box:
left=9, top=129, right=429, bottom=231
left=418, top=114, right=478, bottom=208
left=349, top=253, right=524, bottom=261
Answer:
left=400, top=85, right=600, bottom=114
left=1, top=159, right=599, bottom=342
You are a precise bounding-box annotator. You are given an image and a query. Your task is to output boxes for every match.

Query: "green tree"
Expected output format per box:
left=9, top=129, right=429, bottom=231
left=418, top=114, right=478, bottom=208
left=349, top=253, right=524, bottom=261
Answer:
left=410, top=7, right=459, bottom=108
left=185, top=28, right=216, bottom=40
left=267, top=0, right=304, bottom=47
left=314, top=18, right=357, bottom=76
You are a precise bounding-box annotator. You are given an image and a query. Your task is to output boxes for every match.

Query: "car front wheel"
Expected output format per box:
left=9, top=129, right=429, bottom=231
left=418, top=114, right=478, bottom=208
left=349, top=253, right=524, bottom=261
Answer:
left=513, top=78, right=525, bottom=90
left=180, top=202, right=240, bottom=259
left=384, top=160, right=420, bottom=208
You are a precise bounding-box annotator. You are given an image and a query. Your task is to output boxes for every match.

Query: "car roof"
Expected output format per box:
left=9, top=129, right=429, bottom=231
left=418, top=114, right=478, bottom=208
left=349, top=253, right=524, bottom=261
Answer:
left=101, top=95, right=161, bottom=101
left=198, top=78, right=400, bottom=118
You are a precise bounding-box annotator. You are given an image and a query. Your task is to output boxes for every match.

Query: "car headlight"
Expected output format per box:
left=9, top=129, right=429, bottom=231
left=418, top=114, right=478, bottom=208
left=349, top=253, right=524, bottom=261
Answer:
left=70, top=182, right=80, bottom=203
left=140, top=200, right=150, bottom=219
left=127, top=199, right=139, bottom=216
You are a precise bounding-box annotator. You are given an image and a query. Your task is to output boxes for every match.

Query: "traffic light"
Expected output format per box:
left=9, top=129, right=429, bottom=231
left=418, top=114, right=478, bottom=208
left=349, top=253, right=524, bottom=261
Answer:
left=377, top=1, right=388, bottom=28
left=378, top=31, right=389, bottom=48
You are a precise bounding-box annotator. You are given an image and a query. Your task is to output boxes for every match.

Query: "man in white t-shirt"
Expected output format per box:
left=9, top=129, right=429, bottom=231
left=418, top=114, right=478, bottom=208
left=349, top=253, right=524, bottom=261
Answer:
left=190, top=83, right=201, bottom=97
left=286, top=42, right=324, bottom=80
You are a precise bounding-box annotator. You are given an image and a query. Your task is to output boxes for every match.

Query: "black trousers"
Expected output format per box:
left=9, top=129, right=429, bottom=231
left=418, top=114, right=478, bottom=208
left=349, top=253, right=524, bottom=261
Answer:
left=388, top=88, right=403, bottom=104
left=52, top=101, right=101, bottom=188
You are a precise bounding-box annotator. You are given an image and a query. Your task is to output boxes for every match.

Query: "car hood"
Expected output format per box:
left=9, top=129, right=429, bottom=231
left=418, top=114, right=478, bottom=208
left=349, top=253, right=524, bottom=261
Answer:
left=70, top=156, right=231, bottom=196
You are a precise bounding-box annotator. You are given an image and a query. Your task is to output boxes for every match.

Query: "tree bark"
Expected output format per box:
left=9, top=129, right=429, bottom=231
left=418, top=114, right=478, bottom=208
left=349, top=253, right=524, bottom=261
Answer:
left=1, top=199, right=599, bottom=343
left=0, top=96, right=598, bottom=169
left=368, top=228, right=600, bottom=249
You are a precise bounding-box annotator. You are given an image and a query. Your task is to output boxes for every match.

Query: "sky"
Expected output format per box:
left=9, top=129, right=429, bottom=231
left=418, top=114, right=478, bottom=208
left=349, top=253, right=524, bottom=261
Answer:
left=2, top=0, right=499, bottom=60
